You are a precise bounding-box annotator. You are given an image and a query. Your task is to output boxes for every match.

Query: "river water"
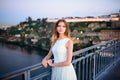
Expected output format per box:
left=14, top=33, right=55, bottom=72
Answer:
left=0, top=42, right=48, bottom=77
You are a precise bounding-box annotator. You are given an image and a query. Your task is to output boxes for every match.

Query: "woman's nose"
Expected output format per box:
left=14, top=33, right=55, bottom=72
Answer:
left=60, top=26, right=62, bottom=28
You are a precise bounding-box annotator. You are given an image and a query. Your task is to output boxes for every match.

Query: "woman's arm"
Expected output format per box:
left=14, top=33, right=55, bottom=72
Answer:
left=48, top=40, right=73, bottom=67
left=42, top=47, right=53, bottom=68
left=44, top=48, right=53, bottom=60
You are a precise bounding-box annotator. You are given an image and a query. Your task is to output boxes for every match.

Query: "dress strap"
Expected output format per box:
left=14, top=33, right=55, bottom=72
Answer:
left=62, top=38, right=71, bottom=45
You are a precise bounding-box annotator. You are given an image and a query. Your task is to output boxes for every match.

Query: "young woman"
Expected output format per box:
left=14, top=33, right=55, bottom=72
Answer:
left=42, top=19, right=77, bottom=80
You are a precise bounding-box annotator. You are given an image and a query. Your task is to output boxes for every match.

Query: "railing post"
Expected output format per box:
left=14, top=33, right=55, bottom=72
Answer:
left=78, top=61, right=81, bottom=80
left=24, top=70, right=30, bottom=80
left=93, top=52, right=96, bottom=80
left=86, top=58, right=88, bottom=80
left=89, top=56, right=92, bottom=80
left=82, top=59, right=85, bottom=80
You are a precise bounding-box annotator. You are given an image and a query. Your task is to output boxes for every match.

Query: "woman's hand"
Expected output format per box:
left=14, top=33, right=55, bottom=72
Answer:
left=47, top=59, right=53, bottom=66
left=42, top=59, right=48, bottom=68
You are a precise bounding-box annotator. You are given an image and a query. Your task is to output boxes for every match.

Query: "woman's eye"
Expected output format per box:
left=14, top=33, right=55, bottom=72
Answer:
left=57, top=25, right=65, bottom=27
left=57, top=25, right=61, bottom=27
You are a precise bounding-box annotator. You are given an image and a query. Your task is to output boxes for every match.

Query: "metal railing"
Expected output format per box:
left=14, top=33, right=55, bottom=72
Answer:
left=0, top=39, right=120, bottom=80
left=72, top=39, right=120, bottom=80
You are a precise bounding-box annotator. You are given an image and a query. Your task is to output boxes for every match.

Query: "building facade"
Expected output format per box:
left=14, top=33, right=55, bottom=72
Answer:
left=100, top=30, right=120, bottom=40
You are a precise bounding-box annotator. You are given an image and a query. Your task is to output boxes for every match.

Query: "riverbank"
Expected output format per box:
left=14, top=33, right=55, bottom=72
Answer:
left=0, top=37, right=49, bottom=52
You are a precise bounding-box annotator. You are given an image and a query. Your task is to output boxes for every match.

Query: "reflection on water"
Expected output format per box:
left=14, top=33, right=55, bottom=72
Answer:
left=0, top=42, right=48, bottom=77
left=0, top=42, right=48, bottom=55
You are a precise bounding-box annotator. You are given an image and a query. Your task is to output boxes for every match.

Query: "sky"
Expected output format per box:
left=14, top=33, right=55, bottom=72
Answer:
left=0, top=0, right=120, bottom=24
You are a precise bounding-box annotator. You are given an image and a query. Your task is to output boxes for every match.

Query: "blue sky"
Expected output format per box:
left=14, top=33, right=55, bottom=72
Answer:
left=0, top=0, right=120, bottom=24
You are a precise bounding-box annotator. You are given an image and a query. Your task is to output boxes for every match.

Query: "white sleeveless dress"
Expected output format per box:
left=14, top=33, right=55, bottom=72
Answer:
left=51, top=38, right=77, bottom=80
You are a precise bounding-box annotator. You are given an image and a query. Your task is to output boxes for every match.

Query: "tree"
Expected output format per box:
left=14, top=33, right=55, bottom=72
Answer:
left=28, top=16, right=32, bottom=22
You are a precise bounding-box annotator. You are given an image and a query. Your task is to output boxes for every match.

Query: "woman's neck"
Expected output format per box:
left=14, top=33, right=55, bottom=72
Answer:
left=59, top=34, right=67, bottom=39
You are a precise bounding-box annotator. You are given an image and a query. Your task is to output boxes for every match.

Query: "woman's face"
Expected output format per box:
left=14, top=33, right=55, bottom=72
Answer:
left=57, top=22, right=66, bottom=34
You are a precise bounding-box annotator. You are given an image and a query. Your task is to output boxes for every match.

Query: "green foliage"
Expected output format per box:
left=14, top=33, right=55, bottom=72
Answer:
left=26, top=38, right=33, bottom=44
left=69, top=22, right=91, bottom=32
left=0, top=29, right=6, bottom=34
left=73, top=43, right=93, bottom=51
left=9, top=29, right=21, bottom=35
left=28, top=17, right=32, bottom=23
left=25, top=31, right=31, bottom=34
left=36, top=38, right=51, bottom=48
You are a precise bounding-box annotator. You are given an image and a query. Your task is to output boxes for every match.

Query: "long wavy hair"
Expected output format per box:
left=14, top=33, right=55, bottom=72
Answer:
left=51, top=19, right=71, bottom=45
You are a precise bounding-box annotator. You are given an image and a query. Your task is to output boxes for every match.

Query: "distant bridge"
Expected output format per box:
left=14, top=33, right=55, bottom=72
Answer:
left=0, top=39, right=120, bottom=80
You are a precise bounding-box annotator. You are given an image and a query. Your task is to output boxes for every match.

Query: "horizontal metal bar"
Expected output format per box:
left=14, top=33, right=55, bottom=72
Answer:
left=0, top=63, right=42, bottom=79
left=31, top=71, right=51, bottom=80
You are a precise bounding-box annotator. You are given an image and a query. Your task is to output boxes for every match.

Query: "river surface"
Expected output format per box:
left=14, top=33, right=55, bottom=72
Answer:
left=0, top=42, right=48, bottom=77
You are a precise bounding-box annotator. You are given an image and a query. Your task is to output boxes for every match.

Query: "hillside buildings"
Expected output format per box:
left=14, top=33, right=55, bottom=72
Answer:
left=100, top=30, right=120, bottom=40
left=47, top=13, right=119, bottom=22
